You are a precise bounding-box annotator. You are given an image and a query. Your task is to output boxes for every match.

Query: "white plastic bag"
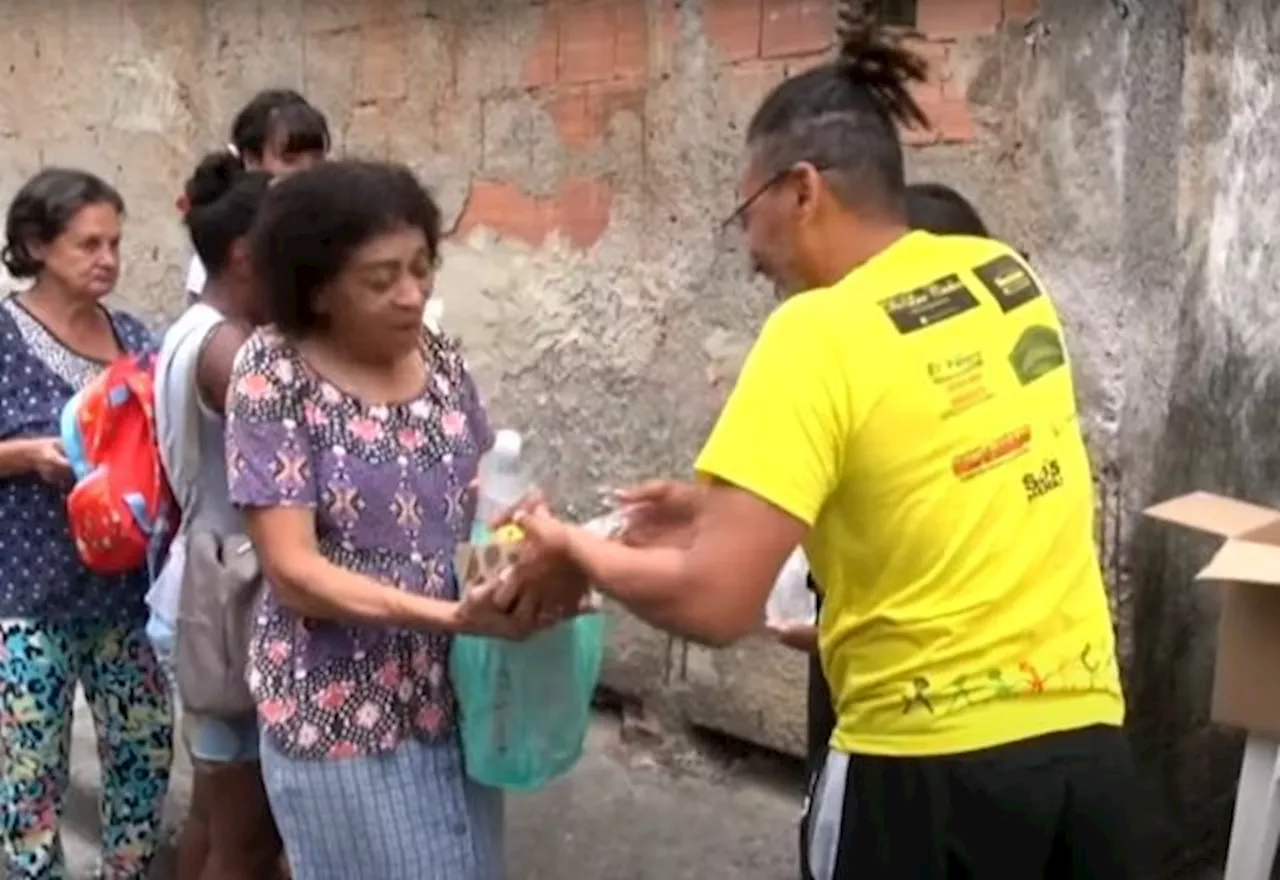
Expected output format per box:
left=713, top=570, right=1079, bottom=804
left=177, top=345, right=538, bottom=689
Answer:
left=765, top=548, right=815, bottom=627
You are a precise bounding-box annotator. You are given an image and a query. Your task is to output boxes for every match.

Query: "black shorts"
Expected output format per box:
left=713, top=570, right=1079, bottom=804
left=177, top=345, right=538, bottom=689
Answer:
left=800, top=725, right=1139, bottom=880
left=806, top=650, right=836, bottom=781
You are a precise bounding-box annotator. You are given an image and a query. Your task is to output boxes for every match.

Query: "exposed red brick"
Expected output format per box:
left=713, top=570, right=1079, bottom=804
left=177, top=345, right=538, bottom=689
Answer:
left=783, top=52, right=835, bottom=76
left=559, top=1, right=618, bottom=84
left=1003, top=0, right=1038, bottom=23
left=557, top=177, right=615, bottom=248
left=615, top=0, right=649, bottom=81
left=454, top=177, right=615, bottom=249
left=548, top=88, right=596, bottom=149
left=901, top=37, right=947, bottom=111
left=523, top=6, right=561, bottom=88
left=546, top=80, right=646, bottom=149
left=657, top=0, right=679, bottom=49
left=903, top=36, right=949, bottom=85
left=760, top=0, right=834, bottom=59
left=917, top=0, right=1003, bottom=39
left=901, top=124, right=939, bottom=148
left=706, top=0, right=762, bottom=63
left=930, top=99, right=977, bottom=144
left=724, top=57, right=788, bottom=107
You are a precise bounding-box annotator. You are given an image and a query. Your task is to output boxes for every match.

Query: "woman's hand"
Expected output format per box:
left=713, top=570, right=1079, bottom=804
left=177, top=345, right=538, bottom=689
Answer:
left=27, top=438, right=73, bottom=486
left=451, top=579, right=542, bottom=641
left=613, top=479, right=703, bottom=549
left=494, top=500, right=591, bottom=619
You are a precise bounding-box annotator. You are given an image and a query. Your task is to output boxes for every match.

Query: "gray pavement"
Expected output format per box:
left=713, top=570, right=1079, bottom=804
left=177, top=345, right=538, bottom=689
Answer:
left=62, top=693, right=802, bottom=879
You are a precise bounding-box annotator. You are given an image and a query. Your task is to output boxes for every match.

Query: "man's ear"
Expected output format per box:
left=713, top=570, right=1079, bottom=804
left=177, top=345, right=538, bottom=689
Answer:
left=795, top=162, right=824, bottom=218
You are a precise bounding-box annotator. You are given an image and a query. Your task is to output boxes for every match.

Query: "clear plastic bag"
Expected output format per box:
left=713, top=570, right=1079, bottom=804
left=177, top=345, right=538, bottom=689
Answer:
left=764, top=548, right=815, bottom=627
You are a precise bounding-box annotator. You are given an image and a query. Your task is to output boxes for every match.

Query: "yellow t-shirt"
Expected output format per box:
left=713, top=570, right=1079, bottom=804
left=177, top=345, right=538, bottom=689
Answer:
left=695, top=230, right=1124, bottom=757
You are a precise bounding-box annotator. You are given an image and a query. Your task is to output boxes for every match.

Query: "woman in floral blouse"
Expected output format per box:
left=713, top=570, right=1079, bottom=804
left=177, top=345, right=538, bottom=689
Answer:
left=226, top=160, right=539, bottom=880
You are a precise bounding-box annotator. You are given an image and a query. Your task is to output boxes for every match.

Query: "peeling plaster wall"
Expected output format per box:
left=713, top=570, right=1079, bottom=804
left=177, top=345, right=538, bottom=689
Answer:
left=2, top=1, right=1274, bottom=873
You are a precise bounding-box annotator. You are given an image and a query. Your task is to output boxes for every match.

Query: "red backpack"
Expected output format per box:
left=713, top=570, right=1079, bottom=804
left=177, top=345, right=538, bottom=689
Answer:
left=59, top=352, right=176, bottom=575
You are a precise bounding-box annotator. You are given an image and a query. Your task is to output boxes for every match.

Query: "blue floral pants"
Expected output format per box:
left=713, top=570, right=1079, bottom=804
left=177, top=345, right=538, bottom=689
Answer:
left=0, top=619, right=174, bottom=879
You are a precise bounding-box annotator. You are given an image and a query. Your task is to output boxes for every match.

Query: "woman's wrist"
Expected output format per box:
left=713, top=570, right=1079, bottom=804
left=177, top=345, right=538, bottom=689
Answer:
left=398, top=593, right=463, bottom=634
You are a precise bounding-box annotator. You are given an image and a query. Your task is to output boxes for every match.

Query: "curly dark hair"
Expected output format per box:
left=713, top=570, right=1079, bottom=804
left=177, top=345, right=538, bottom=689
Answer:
left=3, top=169, right=125, bottom=279
left=183, top=151, right=272, bottom=276
left=248, top=160, right=442, bottom=335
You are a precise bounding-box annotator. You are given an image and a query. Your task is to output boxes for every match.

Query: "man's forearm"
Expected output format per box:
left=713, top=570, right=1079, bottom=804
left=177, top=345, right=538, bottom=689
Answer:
left=564, top=526, right=742, bottom=645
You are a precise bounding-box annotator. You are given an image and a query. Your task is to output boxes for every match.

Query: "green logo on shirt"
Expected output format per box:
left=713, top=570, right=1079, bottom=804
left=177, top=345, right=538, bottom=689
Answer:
left=1008, top=325, right=1065, bottom=385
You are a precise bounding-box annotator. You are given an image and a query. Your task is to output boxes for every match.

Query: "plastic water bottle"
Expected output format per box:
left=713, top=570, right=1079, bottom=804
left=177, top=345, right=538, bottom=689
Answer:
left=471, top=429, right=530, bottom=544
left=424, top=297, right=444, bottom=334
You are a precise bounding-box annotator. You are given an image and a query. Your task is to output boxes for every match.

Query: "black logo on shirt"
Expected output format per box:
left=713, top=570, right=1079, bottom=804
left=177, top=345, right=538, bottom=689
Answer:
left=973, top=254, right=1042, bottom=313
left=1022, top=458, right=1064, bottom=501
left=879, top=274, right=980, bottom=335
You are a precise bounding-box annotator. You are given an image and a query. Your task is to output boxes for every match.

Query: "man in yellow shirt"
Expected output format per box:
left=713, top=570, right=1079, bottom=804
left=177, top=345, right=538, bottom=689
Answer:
left=508, top=29, right=1137, bottom=880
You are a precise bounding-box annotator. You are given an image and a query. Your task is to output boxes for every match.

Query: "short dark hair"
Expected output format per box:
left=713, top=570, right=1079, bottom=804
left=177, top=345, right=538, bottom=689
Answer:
left=230, top=89, right=330, bottom=161
left=905, top=183, right=990, bottom=238
left=2, top=168, right=125, bottom=279
left=745, top=21, right=929, bottom=217
left=249, top=160, right=443, bottom=336
left=183, top=151, right=272, bottom=276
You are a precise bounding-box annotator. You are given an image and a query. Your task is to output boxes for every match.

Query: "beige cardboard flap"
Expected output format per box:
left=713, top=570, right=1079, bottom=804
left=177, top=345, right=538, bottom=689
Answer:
left=1197, top=539, right=1280, bottom=586
left=1144, top=491, right=1280, bottom=538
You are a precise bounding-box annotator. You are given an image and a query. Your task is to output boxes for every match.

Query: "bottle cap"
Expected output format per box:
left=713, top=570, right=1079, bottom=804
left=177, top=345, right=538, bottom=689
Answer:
left=493, top=429, right=522, bottom=459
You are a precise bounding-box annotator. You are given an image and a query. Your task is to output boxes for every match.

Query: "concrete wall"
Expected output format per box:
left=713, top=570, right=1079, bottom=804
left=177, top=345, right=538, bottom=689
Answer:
left=0, top=0, right=1036, bottom=759
left=2, top=0, right=1273, bottom=873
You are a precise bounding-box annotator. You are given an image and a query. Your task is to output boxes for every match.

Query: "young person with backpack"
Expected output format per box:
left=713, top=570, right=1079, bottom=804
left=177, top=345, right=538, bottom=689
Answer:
left=0, top=169, right=173, bottom=879
left=150, top=153, right=281, bottom=879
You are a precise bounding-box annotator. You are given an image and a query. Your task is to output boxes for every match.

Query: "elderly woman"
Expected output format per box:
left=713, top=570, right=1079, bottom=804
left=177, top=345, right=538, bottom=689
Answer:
left=226, top=159, right=542, bottom=880
left=0, top=169, right=172, bottom=879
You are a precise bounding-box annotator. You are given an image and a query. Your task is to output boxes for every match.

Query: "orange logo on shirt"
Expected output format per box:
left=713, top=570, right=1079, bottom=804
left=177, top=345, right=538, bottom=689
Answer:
left=951, top=426, right=1032, bottom=480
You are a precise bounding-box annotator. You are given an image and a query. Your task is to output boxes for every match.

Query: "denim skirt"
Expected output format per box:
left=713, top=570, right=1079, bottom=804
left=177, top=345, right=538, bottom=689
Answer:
left=261, top=732, right=505, bottom=880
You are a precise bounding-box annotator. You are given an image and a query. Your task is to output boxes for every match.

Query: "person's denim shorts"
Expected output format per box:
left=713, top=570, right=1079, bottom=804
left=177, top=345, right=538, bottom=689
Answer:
left=146, top=613, right=260, bottom=764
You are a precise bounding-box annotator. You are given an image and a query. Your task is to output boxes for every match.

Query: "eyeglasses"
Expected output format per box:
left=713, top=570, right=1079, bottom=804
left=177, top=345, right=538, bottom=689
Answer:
left=718, top=162, right=832, bottom=235
left=718, top=168, right=790, bottom=235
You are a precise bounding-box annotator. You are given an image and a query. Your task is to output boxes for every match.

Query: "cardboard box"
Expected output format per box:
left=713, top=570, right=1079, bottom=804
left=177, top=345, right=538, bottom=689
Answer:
left=1145, top=491, right=1280, bottom=736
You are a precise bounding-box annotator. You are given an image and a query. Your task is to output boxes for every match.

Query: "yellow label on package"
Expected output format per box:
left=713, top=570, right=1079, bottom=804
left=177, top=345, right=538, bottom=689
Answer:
left=493, top=524, right=525, bottom=543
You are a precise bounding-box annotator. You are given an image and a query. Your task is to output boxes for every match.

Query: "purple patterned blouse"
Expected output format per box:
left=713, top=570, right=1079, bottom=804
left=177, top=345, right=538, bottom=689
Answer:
left=225, top=326, right=493, bottom=760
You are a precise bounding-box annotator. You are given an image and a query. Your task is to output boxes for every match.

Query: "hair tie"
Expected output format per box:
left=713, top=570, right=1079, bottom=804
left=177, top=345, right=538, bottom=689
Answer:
left=175, top=193, right=191, bottom=216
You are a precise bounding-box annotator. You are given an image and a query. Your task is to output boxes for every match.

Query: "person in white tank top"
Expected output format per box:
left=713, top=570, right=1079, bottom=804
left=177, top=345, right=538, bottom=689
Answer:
left=152, top=150, right=282, bottom=879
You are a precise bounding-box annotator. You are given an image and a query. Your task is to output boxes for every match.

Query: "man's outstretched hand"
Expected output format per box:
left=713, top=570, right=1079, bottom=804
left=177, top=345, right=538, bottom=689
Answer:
left=613, top=479, right=704, bottom=550
left=491, top=492, right=587, bottom=622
